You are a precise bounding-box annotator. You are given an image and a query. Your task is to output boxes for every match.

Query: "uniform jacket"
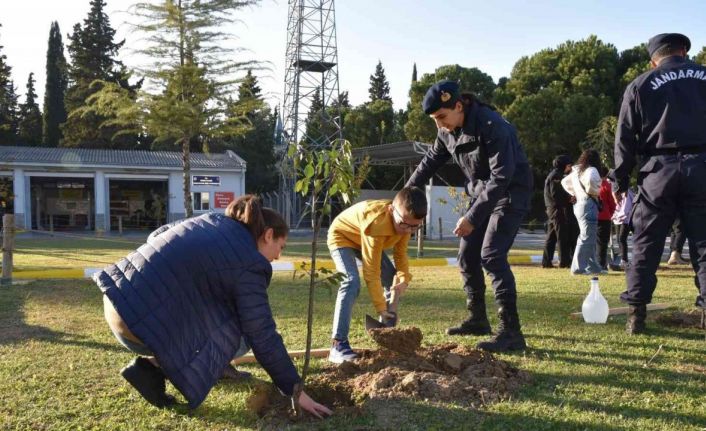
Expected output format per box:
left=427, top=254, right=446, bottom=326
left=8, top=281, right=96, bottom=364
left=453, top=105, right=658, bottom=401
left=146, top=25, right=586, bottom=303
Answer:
left=94, top=213, right=301, bottom=408
left=614, top=56, right=706, bottom=192
left=544, top=168, right=573, bottom=221
left=327, top=200, right=412, bottom=313
left=406, top=102, right=533, bottom=227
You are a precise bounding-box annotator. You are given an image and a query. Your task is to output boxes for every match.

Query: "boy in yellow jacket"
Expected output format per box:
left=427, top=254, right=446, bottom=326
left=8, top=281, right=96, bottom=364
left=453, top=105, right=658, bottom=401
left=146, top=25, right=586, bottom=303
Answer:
left=327, top=186, right=427, bottom=363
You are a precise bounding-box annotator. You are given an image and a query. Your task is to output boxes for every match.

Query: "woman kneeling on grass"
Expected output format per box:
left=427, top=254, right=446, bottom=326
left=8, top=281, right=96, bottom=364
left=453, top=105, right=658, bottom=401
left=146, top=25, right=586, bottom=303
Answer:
left=94, top=195, right=332, bottom=418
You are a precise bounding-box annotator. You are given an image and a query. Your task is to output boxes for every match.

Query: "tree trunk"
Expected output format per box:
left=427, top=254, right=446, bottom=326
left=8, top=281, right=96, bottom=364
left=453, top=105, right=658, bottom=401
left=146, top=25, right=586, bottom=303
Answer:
left=301, top=192, right=318, bottom=382
left=182, top=137, right=193, bottom=218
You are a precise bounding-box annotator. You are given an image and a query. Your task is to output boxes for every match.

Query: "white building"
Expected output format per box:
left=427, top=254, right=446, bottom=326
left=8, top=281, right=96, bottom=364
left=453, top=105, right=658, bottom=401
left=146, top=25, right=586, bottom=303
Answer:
left=0, top=146, right=246, bottom=232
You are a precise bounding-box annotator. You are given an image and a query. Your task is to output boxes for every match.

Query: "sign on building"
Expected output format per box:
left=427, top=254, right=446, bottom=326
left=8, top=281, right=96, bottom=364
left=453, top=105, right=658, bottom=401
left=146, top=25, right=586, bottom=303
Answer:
left=192, top=175, right=221, bottom=186
left=214, top=192, right=235, bottom=209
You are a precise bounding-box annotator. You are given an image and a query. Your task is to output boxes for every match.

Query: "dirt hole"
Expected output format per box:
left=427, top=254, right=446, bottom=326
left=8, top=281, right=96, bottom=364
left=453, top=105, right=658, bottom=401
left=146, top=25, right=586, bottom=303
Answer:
left=250, top=326, right=530, bottom=426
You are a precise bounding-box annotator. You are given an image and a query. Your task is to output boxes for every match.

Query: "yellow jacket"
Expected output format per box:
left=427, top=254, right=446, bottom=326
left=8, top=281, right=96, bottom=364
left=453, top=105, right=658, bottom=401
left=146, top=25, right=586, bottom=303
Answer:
left=327, top=200, right=412, bottom=313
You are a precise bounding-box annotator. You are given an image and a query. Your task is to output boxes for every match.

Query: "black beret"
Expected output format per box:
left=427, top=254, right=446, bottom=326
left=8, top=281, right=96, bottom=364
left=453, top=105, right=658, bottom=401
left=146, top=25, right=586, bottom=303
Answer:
left=422, top=80, right=460, bottom=115
left=647, top=33, right=691, bottom=58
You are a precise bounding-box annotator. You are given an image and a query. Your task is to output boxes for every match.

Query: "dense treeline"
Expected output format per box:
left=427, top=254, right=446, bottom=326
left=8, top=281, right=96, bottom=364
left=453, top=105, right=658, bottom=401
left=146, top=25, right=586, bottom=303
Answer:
left=1, top=4, right=706, bottom=198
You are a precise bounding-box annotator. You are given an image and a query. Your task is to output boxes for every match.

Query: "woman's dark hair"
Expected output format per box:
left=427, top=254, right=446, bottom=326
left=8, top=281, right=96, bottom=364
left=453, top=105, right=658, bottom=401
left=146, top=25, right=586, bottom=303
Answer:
left=553, top=154, right=573, bottom=169
left=577, top=149, right=602, bottom=174
left=225, top=195, right=289, bottom=240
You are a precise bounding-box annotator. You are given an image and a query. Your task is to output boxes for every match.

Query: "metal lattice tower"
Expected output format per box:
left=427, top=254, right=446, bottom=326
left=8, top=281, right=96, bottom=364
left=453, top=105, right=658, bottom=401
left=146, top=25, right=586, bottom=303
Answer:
left=278, top=0, right=342, bottom=226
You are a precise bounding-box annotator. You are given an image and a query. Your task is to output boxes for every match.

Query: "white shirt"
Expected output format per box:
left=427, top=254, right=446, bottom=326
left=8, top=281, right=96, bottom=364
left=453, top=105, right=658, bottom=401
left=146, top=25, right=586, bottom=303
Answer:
left=561, top=165, right=601, bottom=199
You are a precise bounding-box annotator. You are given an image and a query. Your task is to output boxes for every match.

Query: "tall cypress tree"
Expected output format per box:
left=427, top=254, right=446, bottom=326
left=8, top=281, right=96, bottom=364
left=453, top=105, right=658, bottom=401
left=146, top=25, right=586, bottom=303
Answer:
left=0, top=80, right=18, bottom=145
left=62, top=0, right=137, bottom=148
left=0, top=24, right=18, bottom=145
left=43, top=21, right=68, bottom=146
left=369, top=60, right=392, bottom=102
left=18, top=73, right=42, bottom=146
left=412, top=62, right=417, bottom=82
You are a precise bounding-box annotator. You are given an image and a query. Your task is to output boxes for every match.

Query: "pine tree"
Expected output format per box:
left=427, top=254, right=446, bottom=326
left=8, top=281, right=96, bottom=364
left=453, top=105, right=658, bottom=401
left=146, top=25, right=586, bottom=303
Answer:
left=333, top=91, right=350, bottom=108
left=412, top=62, right=417, bottom=82
left=222, top=72, right=277, bottom=193
left=62, top=0, right=137, bottom=148
left=0, top=80, right=18, bottom=145
left=43, top=21, right=68, bottom=147
left=0, top=24, right=18, bottom=145
left=237, top=70, right=262, bottom=102
left=18, top=73, right=42, bottom=146
left=369, top=60, right=392, bottom=102
left=85, top=0, right=262, bottom=216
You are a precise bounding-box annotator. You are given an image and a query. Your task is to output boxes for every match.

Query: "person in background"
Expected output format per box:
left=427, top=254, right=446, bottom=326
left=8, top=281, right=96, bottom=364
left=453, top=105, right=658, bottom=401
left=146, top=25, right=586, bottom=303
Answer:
left=542, top=155, right=575, bottom=268
left=596, top=166, right=617, bottom=270
left=667, top=219, right=689, bottom=265
left=561, top=149, right=605, bottom=275
left=610, top=186, right=634, bottom=272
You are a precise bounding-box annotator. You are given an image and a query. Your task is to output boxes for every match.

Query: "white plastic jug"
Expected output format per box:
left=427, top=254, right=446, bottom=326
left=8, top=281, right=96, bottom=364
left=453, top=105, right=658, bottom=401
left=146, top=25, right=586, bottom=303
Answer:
left=582, top=277, right=609, bottom=323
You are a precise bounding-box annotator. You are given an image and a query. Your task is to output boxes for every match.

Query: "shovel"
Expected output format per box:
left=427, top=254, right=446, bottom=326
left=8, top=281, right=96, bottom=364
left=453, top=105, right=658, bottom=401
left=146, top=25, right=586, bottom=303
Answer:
left=365, top=285, right=400, bottom=330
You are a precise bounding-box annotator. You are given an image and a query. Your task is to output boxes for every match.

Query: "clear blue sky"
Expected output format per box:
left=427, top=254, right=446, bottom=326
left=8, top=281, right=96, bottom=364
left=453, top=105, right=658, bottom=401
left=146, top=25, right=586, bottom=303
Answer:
left=3, top=0, right=706, bottom=111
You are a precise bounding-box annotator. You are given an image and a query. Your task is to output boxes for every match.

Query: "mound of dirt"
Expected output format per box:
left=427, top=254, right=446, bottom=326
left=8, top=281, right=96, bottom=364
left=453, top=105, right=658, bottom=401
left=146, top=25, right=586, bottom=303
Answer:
left=251, top=327, right=530, bottom=426
left=367, top=326, right=422, bottom=355
left=655, top=310, right=705, bottom=329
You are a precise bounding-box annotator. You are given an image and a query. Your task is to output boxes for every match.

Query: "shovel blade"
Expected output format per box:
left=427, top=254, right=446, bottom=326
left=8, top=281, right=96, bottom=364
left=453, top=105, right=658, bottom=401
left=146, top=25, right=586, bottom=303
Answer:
left=365, top=314, right=385, bottom=330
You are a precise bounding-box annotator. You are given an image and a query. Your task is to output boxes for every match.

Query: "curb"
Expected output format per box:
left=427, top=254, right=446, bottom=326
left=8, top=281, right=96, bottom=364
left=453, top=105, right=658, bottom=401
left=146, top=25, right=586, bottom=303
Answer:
left=13, top=255, right=545, bottom=279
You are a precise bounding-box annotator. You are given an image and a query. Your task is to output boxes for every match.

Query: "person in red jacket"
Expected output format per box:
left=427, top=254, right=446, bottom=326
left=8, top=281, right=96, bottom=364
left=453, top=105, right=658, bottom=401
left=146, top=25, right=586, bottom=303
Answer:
left=597, top=166, right=617, bottom=270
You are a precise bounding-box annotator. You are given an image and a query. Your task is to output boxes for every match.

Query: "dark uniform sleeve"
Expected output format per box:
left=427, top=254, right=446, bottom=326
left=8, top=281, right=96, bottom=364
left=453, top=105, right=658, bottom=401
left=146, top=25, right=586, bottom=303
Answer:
left=233, top=264, right=302, bottom=396
left=550, top=177, right=571, bottom=208
left=465, top=121, right=516, bottom=227
left=614, top=84, right=640, bottom=194
left=405, top=135, right=451, bottom=188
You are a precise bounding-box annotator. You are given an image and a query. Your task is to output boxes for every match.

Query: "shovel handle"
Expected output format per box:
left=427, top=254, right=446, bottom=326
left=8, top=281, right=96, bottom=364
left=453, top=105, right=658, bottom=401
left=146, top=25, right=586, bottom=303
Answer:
left=388, top=285, right=399, bottom=314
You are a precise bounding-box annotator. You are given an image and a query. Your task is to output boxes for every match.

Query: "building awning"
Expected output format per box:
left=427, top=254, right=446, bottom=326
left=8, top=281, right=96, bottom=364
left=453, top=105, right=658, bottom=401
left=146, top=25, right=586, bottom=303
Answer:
left=351, top=141, right=433, bottom=166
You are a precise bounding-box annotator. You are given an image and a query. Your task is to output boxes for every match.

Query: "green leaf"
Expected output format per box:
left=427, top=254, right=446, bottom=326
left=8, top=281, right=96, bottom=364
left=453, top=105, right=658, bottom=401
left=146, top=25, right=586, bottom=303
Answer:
left=304, top=164, right=315, bottom=178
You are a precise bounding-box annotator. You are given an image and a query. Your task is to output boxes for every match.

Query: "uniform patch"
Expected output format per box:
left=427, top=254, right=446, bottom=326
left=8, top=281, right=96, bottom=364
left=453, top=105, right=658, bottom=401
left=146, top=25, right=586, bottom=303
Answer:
left=650, top=69, right=706, bottom=90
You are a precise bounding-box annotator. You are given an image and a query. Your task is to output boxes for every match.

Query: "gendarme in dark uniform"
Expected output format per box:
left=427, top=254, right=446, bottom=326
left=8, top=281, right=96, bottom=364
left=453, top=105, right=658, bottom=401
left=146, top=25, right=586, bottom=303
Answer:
left=542, top=155, right=577, bottom=268
left=614, top=33, right=706, bottom=334
left=405, top=80, right=533, bottom=352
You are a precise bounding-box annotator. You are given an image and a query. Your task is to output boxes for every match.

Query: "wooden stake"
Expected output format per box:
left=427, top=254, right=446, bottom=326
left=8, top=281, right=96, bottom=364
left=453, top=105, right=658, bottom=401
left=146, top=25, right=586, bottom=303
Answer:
left=570, top=303, right=671, bottom=318
left=2, top=214, right=14, bottom=286
left=232, top=348, right=330, bottom=365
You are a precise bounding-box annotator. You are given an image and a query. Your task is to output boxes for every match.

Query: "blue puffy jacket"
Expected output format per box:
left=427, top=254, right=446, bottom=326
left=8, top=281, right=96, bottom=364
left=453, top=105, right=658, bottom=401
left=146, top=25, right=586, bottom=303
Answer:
left=94, top=213, right=301, bottom=408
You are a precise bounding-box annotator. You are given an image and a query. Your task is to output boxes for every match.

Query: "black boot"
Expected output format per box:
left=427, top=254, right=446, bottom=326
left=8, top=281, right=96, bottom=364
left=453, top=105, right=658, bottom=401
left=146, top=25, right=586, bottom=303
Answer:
left=446, top=300, right=492, bottom=336
left=120, top=357, right=176, bottom=408
left=626, top=304, right=647, bottom=335
left=476, top=305, right=526, bottom=352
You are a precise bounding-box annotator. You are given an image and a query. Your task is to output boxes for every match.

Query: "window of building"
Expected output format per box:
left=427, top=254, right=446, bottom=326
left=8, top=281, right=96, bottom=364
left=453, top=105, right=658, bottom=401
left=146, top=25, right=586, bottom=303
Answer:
left=193, top=192, right=210, bottom=211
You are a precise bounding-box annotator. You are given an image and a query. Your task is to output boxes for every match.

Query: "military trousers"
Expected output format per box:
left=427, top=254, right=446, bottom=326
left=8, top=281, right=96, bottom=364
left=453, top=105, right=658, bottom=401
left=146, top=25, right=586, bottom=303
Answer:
left=458, top=200, right=527, bottom=308
left=620, top=153, right=706, bottom=307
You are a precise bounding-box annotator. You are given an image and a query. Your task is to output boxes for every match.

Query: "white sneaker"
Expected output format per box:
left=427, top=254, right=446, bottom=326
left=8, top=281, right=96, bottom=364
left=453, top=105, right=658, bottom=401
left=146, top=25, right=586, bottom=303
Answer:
left=328, top=340, right=358, bottom=364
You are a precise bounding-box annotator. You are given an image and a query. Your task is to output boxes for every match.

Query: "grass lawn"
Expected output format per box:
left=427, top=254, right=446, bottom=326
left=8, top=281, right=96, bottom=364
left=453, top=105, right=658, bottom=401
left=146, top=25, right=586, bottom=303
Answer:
left=2, top=239, right=706, bottom=430
left=12, top=234, right=538, bottom=270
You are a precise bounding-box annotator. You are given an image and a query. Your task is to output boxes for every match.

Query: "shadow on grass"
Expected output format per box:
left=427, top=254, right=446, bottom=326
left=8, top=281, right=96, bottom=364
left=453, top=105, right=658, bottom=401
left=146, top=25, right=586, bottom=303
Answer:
left=0, top=283, right=124, bottom=353
left=520, top=375, right=706, bottom=428
left=262, top=397, right=629, bottom=431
